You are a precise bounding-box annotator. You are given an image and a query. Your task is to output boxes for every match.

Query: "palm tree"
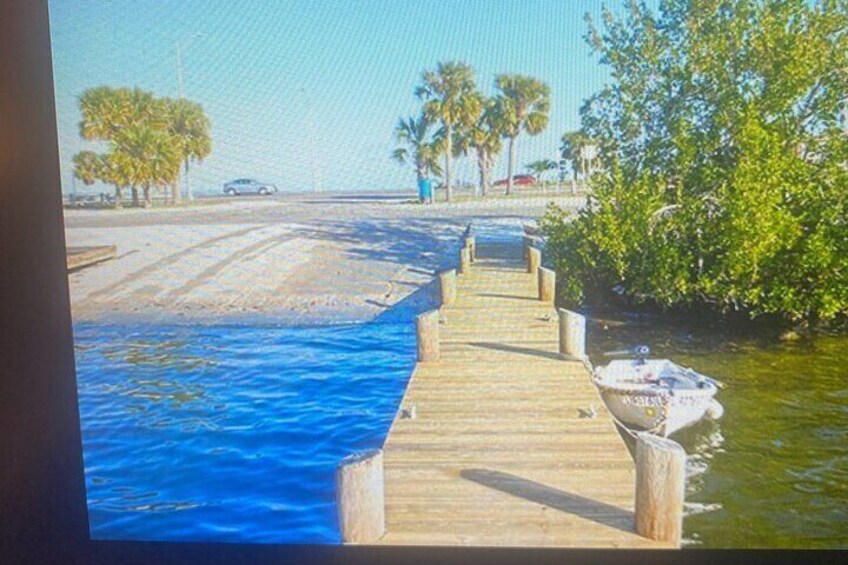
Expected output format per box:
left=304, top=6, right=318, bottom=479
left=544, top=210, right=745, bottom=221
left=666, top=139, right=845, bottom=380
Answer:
left=75, top=86, right=211, bottom=208
left=393, top=113, right=443, bottom=203
left=78, top=86, right=166, bottom=206
left=416, top=61, right=481, bottom=202
left=78, top=87, right=161, bottom=141
left=165, top=97, right=212, bottom=202
left=454, top=97, right=502, bottom=197
left=72, top=150, right=104, bottom=186
left=72, top=150, right=125, bottom=208
left=560, top=131, right=596, bottom=194
left=493, top=75, right=551, bottom=195
left=525, top=159, right=557, bottom=182
left=111, top=124, right=181, bottom=207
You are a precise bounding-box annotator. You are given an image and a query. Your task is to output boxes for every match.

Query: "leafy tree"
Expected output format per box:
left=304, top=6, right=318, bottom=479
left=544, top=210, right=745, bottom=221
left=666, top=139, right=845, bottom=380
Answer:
left=393, top=113, right=443, bottom=203
left=453, top=96, right=503, bottom=196
left=165, top=97, right=212, bottom=202
left=493, top=74, right=551, bottom=195
left=543, top=0, right=848, bottom=323
left=416, top=61, right=482, bottom=202
left=525, top=159, right=557, bottom=181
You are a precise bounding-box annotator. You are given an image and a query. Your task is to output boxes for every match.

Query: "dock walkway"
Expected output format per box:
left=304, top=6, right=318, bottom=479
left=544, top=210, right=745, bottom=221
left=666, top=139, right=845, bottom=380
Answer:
left=375, top=238, right=673, bottom=548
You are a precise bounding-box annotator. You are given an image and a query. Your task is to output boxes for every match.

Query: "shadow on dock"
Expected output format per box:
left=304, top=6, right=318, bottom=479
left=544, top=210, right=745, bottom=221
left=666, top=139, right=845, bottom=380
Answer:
left=468, top=341, right=564, bottom=361
left=474, top=292, right=538, bottom=302
left=460, top=468, right=634, bottom=533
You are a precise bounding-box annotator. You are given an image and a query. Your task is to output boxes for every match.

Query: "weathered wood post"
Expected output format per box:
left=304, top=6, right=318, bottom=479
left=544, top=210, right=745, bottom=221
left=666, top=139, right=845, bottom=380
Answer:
left=523, top=235, right=541, bottom=259
left=416, top=309, right=440, bottom=362
left=464, top=235, right=476, bottom=262
left=527, top=246, right=541, bottom=275
left=538, top=267, right=555, bottom=303
left=558, top=308, right=586, bottom=359
left=336, top=449, right=386, bottom=543
left=439, top=269, right=457, bottom=306
left=634, top=433, right=687, bottom=546
left=459, top=246, right=472, bottom=275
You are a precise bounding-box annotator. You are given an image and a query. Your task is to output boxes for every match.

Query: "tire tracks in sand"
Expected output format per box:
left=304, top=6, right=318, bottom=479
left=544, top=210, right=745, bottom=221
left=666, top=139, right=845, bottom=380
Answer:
left=86, top=225, right=266, bottom=303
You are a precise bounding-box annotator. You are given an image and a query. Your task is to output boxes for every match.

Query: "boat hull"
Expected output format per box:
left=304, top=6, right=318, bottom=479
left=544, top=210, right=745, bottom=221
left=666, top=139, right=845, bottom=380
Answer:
left=593, top=359, right=721, bottom=437
left=598, top=387, right=714, bottom=437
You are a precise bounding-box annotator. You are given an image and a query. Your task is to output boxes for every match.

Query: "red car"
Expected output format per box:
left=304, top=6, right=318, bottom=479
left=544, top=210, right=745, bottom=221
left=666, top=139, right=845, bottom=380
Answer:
left=493, top=174, right=536, bottom=186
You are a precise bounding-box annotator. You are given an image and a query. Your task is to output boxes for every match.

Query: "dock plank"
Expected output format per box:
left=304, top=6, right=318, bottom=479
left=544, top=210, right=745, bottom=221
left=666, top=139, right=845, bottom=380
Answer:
left=376, top=238, right=670, bottom=548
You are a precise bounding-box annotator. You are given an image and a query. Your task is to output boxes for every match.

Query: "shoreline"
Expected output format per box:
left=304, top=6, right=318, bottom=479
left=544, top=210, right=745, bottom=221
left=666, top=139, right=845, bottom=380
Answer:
left=65, top=192, right=583, bottom=327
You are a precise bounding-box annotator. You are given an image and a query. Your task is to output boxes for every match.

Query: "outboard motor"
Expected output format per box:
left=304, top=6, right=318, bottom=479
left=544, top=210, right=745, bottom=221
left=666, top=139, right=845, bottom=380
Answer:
left=603, top=344, right=651, bottom=365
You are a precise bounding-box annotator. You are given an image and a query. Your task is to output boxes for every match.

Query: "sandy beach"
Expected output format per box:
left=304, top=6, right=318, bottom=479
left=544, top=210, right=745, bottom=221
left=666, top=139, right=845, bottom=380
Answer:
left=64, top=191, right=584, bottom=325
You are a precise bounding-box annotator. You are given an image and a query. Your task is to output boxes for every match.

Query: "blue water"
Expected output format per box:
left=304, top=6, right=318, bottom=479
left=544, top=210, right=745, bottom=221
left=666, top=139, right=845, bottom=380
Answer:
left=73, top=322, right=416, bottom=543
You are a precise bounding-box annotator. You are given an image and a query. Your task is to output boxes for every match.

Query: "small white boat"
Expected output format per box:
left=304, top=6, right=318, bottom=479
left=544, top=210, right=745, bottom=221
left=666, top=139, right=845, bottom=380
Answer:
left=593, top=355, right=723, bottom=437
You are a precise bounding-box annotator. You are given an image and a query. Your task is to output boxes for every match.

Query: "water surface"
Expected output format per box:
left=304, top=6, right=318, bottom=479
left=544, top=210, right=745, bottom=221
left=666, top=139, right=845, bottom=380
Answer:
left=74, top=321, right=415, bottom=543
left=586, top=314, right=848, bottom=548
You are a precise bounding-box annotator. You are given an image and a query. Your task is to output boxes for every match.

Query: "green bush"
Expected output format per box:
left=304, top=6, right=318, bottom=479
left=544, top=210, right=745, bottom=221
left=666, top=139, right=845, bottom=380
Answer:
left=544, top=0, right=848, bottom=323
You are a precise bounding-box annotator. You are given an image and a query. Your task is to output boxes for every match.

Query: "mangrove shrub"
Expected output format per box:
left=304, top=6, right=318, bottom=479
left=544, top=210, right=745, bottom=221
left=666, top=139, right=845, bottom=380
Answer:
left=543, top=0, right=848, bottom=323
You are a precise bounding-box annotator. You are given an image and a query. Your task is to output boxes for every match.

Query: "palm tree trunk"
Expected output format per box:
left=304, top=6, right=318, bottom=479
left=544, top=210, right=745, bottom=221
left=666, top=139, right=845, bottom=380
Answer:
left=484, top=152, right=494, bottom=197
left=143, top=185, right=151, bottom=207
left=114, top=186, right=123, bottom=209
left=581, top=156, right=587, bottom=191
left=184, top=160, right=192, bottom=202
left=444, top=124, right=453, bottom=203
left=416, top=167, right=425, bottom=204
left=477, top=148, right=486, bottom=198
left=131, top=186, right=140, bottom=208
left=506, top=136, right=517, bottom=195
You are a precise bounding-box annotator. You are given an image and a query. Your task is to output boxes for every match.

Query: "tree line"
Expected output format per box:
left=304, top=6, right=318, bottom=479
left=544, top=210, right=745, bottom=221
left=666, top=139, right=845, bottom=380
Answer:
left=72, top=86, right=211, bottom=208
left=393, top=62, right=552, bottom=202
left=542, top=0, right=848, bottom=324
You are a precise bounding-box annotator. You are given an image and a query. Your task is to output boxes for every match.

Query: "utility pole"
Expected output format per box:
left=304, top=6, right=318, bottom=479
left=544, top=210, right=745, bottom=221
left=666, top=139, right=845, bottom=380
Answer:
left=175, top=41, right=192, bottom=202
left=176, top=41, right=185, bottom=99
left=175, top=34, right=201, bottom=201
left=302, top=87, right=321, bottom=193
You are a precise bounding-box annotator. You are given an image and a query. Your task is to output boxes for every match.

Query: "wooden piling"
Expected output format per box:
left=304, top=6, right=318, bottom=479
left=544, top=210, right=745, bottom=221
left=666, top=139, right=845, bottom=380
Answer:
left=527, top=246, right=541, bottom=275
left=459, top=247, right=472, bottom=275
left=336, top=449, right=386, bottom=544
left=439, top=269, right=457, bottom=306
left=464, top=236, right=476, bottom=262
left=416, top=309, right=440, bottom=362
left=558, top=308, right=586, bottom=359
left=538, top=267, right=555, bottom=303
left=634, top=433, right=686, bottom=546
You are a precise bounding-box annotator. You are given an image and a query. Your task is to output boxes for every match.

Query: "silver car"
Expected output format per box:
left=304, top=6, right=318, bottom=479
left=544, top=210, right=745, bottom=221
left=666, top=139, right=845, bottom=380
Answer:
left=223, top=178, right=278, bottom=196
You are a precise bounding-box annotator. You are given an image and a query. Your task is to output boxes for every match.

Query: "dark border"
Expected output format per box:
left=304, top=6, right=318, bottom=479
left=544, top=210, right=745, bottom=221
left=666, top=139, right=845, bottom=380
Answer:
left=0, top=2, right=842, bottom=564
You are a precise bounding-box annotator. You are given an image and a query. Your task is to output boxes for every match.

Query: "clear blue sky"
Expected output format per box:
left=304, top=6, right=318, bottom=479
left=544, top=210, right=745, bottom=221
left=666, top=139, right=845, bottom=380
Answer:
left=49, top=0, right=622, bottom=194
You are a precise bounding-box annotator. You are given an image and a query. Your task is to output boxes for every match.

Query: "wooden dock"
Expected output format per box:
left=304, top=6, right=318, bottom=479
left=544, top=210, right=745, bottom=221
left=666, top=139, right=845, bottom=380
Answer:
left=66, top=245, right=116, bottom=271
left=366, top=237, right=676, bottom=548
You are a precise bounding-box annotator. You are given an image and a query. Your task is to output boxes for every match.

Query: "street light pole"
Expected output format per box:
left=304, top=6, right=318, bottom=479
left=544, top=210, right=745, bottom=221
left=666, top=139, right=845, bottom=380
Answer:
left=175, top=34, right=201, bottom=201
left=176, top=41, right=185, bottom=100
left=301, top=87, right=321, bottom=193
